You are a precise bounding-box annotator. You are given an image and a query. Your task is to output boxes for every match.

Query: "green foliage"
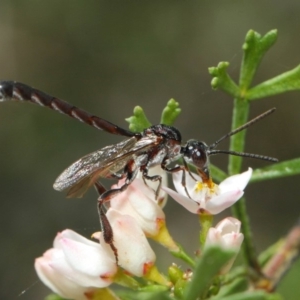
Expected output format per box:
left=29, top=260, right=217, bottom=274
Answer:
left=126, top=99, right=181, bottom=132
left=239, top=30, right=277, bottom=91
left=45, top=295, right=67, bottom=300
left=160, top=99, right=181, bottom=126
left=247, top=64, right=300, bottom=100
left=125, top=106, right=151, bottom=132
left=212, top=291, right=282, bottom=300
left=212, top=277, right=249, bottom=298
left=117, top=286, right=170, bottom=300
left=251, top=158, right=300, bottom=182
left=209, top=62, right=240, bottom=97
left=184, top=246, right=236, bottom=299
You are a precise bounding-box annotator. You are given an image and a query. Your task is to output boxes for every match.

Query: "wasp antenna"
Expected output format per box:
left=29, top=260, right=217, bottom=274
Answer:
left=208, top=149, right=278, bottom=162
left=209, top=108, right=276, bottom=150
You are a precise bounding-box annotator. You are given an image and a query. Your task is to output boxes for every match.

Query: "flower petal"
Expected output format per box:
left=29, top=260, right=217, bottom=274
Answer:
left=35, top=229, right=117, bottom=297
left=107, top=209, right=156, bottom=277
left=204, top=190, right=244, bottom=214
left=35, top=249, right=95, bottom=300
left=222, top=233, right=244, bottom=250
left=215, top=217, right=242, bottom=234
left=162, top=186, right=199, bottom=213
left=54, top=229, right=101, bottom=249
left=205, top=217, right=244, bottom=274
left=219, top=168, right=252, bottom=193
left=172, top=170, right=201, bottom=198
left=111, top=178, right=165, bottom=236
left=58, top=237, right=116, bottom=287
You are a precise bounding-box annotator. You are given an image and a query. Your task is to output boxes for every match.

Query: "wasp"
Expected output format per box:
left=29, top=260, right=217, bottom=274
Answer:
left=0, top=81, right=278, bottom=259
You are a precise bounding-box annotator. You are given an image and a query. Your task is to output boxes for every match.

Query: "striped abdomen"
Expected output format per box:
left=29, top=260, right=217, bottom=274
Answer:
left=0, top=81, right=135, bottom=137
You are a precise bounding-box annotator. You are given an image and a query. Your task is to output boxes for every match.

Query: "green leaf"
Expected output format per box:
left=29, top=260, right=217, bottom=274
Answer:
left=174, top=277, right=188, bottom=299
left=213, top=291, right=282, bottom=300
left=117, top=286, right=171, bottom=300
left=45, top=295, right=67, bottom=300
left=247, top=64, right=300, bottom=100
left=125, top=106, right=151, bottom=132
left=212, top=277, right=248, bottom=298
left=251, top=158, right=300, bottom=183
left=168, top=264, right=184, bottom=285
left=160, top=99, right=181, bottom=125
left=239, top=29, right=277, bottom=92
left=208, top=62, right=240, bottom=97
left=91, top=288, right=120, bottom=300
left=184, top=246, right=236, bottom=300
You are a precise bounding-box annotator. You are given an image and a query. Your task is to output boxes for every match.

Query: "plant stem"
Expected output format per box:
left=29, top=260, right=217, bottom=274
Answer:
left=228, top=98, right=249, bottom=175
left=229, top=98, right=260, bottom=271
left=199, top=213, right=213, bottom=247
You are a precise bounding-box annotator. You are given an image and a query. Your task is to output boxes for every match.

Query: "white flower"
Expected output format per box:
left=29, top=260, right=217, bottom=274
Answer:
left=205, top=217, right=244, bottom=273
left=35, top=229, right=117, bottom=300
left=94, top=208, right=156, bottom=277
left=110, top=176, right=165, bottom=237
left=162, top=168, right=252, bottom=214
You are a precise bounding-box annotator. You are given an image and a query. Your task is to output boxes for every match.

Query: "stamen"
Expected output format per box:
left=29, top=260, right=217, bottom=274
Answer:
left=194, top=180, right=220, bottom=198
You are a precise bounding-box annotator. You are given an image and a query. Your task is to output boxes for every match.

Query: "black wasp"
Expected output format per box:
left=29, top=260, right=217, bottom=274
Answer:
left=0, top=81, right=278, bottom=260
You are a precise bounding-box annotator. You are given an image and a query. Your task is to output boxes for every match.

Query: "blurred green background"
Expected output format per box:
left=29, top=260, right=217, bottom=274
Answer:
left=0, top=1, right=300, bottom=299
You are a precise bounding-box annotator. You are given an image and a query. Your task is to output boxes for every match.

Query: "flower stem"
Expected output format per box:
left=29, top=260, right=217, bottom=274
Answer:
left=144, top=265, right=171, bottom=287
left=113, top=269, right=142, bottom=290
left=199, top=213, right=213, bottom=247
left=88, top=288, right=120, bottom=300
left=231, top=197, right=260, bottom=272
left=170, top=244, right=195, bottom=268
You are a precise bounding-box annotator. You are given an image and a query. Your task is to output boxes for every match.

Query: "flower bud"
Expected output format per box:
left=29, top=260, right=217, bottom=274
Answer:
left=35, top=229, right=117, bottom=299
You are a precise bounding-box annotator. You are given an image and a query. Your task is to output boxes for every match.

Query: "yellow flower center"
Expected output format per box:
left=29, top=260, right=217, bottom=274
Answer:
left=194, top=179, right=219, bottom=198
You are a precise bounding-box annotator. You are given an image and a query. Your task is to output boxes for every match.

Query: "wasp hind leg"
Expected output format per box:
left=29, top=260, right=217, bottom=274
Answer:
left=94, top=182, right=118, bottom=262
left=94, top=159, right=138, bottom=263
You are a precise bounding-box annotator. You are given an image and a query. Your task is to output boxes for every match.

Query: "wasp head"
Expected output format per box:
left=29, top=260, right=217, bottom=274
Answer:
left=181, top=140, right=210, bottom=181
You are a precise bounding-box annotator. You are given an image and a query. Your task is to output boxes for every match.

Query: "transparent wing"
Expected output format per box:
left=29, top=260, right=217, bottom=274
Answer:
left=53, top=135, right=158, bottom=198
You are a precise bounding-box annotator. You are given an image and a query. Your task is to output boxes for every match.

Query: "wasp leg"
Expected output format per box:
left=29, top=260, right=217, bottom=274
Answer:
left=94, top=181, right=107, bottom=195
left=142, top=166, right=163, bottom=199
left=96, top=159, right=138, bottom=262
left=182, top=159, right=198, bottom=182
left=162, top=160, right=192, bottom=199
left=98, top=159, right=138, bottom=203
left=97, top=198, right=119, bottom=262
left=94, top=182, right=118, bottom=262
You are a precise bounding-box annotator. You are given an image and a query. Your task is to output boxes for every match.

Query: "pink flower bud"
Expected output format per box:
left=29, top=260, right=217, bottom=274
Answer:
left=106, top=209, right=156, bottom=277
left=111, top=177, right=165, bottom=236
left=35, top=229, right=117, bottom=299
left=205, top=217, right=244, bottom=273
